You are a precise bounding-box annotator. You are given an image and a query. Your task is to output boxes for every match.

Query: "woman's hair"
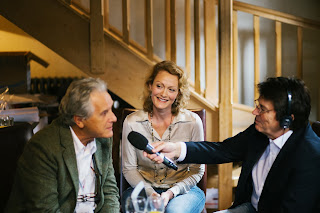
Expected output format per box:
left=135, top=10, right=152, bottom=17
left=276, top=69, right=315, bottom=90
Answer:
left=258, top=77, right=311, bottom=130
left=59, top=77, right=107, bottom=126
left=143, top=61, right=190, bottom=115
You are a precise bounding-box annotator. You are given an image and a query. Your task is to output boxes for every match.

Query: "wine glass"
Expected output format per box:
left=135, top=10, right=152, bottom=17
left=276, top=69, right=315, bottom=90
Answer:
left=125, top=196, right=147, bottom=213
left=147, top=194, right=164, bottom=213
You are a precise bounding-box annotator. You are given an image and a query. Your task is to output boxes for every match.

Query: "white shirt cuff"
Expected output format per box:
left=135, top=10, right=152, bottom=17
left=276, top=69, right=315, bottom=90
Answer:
left=176, top=142, right=187, bottom=162
left=168, top=187, right=179, bottom=197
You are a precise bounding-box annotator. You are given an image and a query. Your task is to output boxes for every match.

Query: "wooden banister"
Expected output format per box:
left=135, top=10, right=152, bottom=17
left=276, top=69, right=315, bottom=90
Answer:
left=233, top=1, right=320, bottom=30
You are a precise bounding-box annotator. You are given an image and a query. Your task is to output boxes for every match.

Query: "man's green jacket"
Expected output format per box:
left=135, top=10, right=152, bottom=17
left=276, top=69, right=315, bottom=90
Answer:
left=6, top=118, right=120, bottom=213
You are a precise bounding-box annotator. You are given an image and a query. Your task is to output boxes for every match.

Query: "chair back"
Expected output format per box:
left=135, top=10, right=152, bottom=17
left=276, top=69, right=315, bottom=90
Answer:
left=120, top=108, right=207, bottom=201
left=312, top=121, right=320, bottom=137
left=0, top=122, right=33, bottom=211
left=120, top=108, right=137, bottom=196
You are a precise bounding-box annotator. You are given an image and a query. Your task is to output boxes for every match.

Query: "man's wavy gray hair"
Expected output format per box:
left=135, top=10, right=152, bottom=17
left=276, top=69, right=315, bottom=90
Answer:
left=59, top=77, right=107, bottom=126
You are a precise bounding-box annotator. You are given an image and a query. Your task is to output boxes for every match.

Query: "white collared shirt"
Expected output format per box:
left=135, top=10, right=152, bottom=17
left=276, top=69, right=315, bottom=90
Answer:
left=70, top=127, right=97, bottom=213
left=122, top=109, right=205, bottom=197
left=251, top=130, right=293, bottom=210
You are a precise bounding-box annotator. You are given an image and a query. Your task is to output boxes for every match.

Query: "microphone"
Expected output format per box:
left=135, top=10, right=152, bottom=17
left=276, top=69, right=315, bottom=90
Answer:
left=127, top=131, right=178, bottom=171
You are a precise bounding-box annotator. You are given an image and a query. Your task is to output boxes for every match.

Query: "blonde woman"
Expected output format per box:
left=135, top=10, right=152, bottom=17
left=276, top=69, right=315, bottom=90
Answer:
left=122, top=61, right=205, bottom=213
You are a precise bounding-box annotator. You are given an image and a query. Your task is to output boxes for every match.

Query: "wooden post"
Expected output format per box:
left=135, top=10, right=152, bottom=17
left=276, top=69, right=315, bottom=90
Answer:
left=218, top=0, right=233, bottom=209
left=185, top=0, right=191, bottom=78
left=170, top=0, right=176, bottom=63
left=90, top=0, right=104, bottom=74
left=297, top=27, right=303, bottom=79
left=254, top=15, right=260, bottom=99
left=122, top=0, right=130, bottom=44
left=232, top=10, right=238, bottom=103
left=145, top=0, right=154, bottom=60
left=204, top=0, right=217, bottom=103
left=194, top=0, right=201, bottom=93
left=275, top=21, right=282, bottom=77
left=165, top=0, right=171, bottom=60
left=104, top=0, right=110, bottom=30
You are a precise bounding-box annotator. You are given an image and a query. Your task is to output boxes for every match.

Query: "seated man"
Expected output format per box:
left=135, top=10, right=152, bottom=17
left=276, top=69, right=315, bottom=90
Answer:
left=6, top=78, right=120, bottom=213
left=146, top=77, right=320, bottom=213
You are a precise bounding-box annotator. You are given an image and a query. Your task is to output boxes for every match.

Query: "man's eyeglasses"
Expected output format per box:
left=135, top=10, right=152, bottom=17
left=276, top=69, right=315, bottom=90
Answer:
left=77, top=193, right=97, bottom=202
left=254, top=99, right=274, bottom=114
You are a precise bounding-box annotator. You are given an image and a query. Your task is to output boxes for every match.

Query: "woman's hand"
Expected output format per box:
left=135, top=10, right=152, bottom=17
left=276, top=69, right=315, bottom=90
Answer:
left=160, top=190, right=174, bottom=207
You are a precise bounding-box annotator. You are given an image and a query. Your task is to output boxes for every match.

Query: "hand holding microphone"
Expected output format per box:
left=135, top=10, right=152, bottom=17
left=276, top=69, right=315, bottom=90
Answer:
left=127, top=131, right=178, bottom=170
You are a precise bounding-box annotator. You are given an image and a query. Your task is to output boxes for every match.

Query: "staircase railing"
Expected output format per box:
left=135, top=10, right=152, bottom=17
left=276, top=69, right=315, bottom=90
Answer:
left=232, top=1, right=320, bottom=102
left=71, top=0, right=320, bottom=108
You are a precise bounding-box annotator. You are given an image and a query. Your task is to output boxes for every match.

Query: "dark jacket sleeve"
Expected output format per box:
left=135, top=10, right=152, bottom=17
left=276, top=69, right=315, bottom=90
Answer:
left=182, top=124, right=259, bottom=164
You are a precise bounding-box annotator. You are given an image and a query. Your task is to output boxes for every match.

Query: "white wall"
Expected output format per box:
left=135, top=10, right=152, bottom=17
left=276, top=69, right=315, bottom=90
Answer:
left=238, top=0, right=320, bottom=121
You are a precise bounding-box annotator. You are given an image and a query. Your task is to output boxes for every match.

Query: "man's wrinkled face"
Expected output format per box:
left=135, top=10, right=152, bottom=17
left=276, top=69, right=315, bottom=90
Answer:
left=79, top=90, right=117, bottom=141
left=252, top=98, right=283, bottom=139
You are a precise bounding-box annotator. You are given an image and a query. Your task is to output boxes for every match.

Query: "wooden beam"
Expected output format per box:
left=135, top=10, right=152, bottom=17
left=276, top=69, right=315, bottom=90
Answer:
left=90, top=0, right=104, bottom=74
left=170, top=0, right=176, bottom=63
left=254, top=15, right=260, bottom=99
left=232, top=10, right=238, bottom=103
left=25, top=51, right=49, bottom=68
left=218, top=0, right=233, bottom=209
left=185, top=0, right=191, bottom=77
left=204, top=0, right=217, bottom=103
left=145, top=0, right=154, bottom=60
left=194, top=0, right=201, bottom=94
left=297, top=27, right=303, bottom=79
left=122, top=0, right=130, bottom=44
left=275, top=21, right=282, bottom=77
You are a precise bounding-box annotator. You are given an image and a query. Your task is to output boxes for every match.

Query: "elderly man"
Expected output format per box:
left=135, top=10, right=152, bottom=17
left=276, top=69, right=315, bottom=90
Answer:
left=6, top=78, right=120, bottom=212
left=146, top=77, right=320, bottom=213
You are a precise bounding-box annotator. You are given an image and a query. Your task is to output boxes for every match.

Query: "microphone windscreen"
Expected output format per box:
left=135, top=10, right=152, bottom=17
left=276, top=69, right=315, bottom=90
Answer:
left=127, top=131, right=148, bottom=150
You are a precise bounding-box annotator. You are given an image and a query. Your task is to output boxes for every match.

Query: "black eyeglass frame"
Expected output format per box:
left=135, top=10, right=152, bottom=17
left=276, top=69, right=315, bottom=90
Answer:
left=254, top=99, right=274, bottom=114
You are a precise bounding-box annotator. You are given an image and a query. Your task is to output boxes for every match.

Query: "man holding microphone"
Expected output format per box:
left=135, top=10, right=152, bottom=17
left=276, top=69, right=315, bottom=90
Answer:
left=144, top=77, right=320, bottom=213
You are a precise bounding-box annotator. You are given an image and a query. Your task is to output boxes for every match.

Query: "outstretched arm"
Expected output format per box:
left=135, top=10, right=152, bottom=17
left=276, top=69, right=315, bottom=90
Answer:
left=143, top=141, right=182, bottom=163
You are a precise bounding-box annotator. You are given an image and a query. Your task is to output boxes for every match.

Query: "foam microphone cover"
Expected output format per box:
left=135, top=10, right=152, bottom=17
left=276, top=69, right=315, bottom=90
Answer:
left=127, top=131, right=148, bottom=150
left=127, top=131, right=178, bottom=171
